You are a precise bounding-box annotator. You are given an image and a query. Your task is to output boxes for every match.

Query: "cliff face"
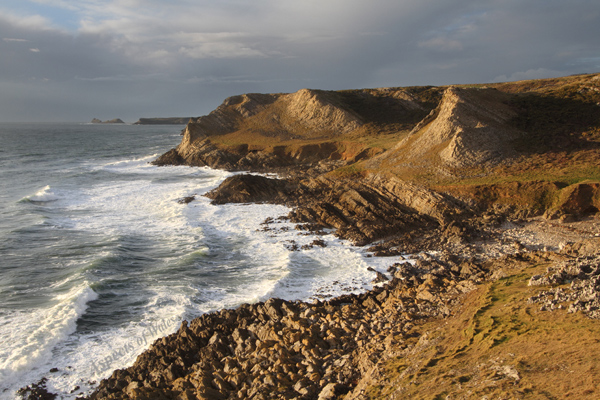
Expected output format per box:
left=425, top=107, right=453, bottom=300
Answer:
left=151, top=73, right=600, bottom=243
left=371, top=87, right=520, bottom=170
left=278, top=89, right=363, bottom=136
left=72, top=74, right=600, bottom=400
left=153, top=87, right=438, bottom=172
left=154, top=73, right=600, bottom=222
left=157, top=73, right=600, bottom=181
left=155, top=85, right=524, bottom=173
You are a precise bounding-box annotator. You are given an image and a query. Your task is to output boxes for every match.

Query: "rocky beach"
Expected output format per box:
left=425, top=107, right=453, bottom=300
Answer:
left=79, top=222, right=600, bottom=400
left=19, top=73, right=600, bottom=399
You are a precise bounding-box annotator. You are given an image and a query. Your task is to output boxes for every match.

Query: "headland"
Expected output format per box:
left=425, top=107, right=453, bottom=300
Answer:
left=22, top=73, right=600, bottom=399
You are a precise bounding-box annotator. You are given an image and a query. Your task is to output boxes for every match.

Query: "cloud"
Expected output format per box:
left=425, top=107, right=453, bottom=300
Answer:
left=418, top=37, right=464, bottom=52
left=0, top=0, right=599, bottom=122
left=174, top=32, right=271, bottom=59
left=178, top=44, right=267, bottom=59
left=0, top=11, right=55, bottom=30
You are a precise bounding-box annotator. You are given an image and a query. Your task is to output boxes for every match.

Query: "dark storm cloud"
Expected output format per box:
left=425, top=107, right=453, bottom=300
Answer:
left=0, top=0, right=598, bottom=122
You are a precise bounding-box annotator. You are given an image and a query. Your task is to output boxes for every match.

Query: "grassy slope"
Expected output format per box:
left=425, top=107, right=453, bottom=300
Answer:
left=367, top=254, right=600, bottom=399
left=199, top=75, right=600, bottom=211
left=343, top=76, right=600, bottom=398
left=404, top=74, right=600, bottom=214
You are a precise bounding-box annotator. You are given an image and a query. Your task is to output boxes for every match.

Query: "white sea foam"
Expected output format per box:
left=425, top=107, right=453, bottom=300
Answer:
left=2, top=154, right=407, bottom=399
left=96, top=154, right=158, bottom=170
left=39, top=309, right=183, bottom=398
left=22, top=185, right=60, bottom=202
left=184, top=199, right=407, bottom=307
left=0, top=283, right=98, bottom=396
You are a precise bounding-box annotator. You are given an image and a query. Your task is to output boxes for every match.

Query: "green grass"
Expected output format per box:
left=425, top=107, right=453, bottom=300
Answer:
left=437, top=164, right=600, bottom=187
left=366, top=256, right=600, bottom=398
left=327, top=162, right=368, bottom=179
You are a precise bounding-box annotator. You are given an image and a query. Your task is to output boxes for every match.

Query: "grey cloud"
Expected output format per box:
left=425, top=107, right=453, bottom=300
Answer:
left=0, top=0, right=599, bottom=122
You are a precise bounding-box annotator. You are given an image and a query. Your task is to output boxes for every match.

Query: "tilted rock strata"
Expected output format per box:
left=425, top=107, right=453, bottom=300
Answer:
left=152, top=87, right=438, bottom=173
left=287, top=174, right=472, bottom=247
left=278, top=89, right=362, bottom=137
left=205, top=174, right=293, bottom=205
left=154, top=85, right=529, bottom=176
left=204, top=173, right=475, bottom=249
left=370, top=87, right=520, bottom=170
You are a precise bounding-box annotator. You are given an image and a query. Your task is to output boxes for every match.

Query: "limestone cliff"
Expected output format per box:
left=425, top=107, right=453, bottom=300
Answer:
left=153, top=86, right=436, bottom=172
left=277, top=89, right=362, bottom=137
left=154, top=85, right=525, bottom=174
left=70, top=74, right=600, bottom=400
left=371, top=87, right=520, bottom=170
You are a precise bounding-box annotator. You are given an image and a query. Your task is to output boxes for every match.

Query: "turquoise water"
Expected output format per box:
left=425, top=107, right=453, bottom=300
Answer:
left=0, top=123, right=401, bottom=399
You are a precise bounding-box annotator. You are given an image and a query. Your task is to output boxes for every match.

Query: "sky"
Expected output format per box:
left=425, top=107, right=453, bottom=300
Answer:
left=0, top=0, right=599, bottom=122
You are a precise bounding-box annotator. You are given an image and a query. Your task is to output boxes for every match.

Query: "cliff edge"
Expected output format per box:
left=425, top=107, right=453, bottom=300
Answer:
left=68, top=73, right=600, bottom=400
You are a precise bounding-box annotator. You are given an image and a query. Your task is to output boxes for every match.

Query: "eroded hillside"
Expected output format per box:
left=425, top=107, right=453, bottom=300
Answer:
left=154, top=73, right=600, bottom=220
left=153, top=86, right=440, bottom=172
left=62, top=74, right=600, bottom=400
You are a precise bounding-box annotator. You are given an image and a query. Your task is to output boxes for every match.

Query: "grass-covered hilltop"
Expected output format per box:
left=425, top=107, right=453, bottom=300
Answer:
left=31, top=73, right=599, bottom=400
left=156, top=73, right=600, bottom=227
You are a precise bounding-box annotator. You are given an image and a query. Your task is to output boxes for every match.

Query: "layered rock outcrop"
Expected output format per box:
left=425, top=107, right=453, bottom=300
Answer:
left=369, top=87, right=521, bottom=170
left=76, top=74, right=600, bottom=400
left=152, top=87, right=436, bottom=173
left=204, top=172, right=474, bottom=251
left=205, top=174, right=293, bottom=205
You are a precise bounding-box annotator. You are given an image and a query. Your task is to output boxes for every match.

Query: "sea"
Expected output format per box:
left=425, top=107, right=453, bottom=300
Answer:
left=0, top=123, right=405, bottom=399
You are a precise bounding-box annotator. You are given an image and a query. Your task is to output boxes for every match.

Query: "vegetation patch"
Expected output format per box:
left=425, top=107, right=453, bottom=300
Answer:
left=370, top=255, right=600, bottom=399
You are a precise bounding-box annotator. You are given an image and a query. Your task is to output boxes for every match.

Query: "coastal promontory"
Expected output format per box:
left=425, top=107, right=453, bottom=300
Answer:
left=71, top=73, right=600, bottom=400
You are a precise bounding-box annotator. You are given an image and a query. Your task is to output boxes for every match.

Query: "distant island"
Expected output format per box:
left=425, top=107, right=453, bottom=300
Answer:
left=134, top=117, right=191, bottom=125
left=89, top=117, right=190, bottom=124
left=90, top=118, right=125, bottom=124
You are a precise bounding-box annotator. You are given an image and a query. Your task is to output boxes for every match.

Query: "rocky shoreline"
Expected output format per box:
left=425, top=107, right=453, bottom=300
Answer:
left=19, top=74, right=600, bottom=399
left=48, top=175, right=596, bottom=399
left=85, top=251, right=488, bottom=400
left=73, top=222, right=600, bottom=399
left=19, top=167, right=600, bottom=399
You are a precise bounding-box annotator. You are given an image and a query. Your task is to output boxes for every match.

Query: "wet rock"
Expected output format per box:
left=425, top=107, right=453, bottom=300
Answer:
left=17, top=378, right=57, bottom=400
left=205, top=174, right=293, bottom=205
left=177, top=196, right=196, bottom=204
